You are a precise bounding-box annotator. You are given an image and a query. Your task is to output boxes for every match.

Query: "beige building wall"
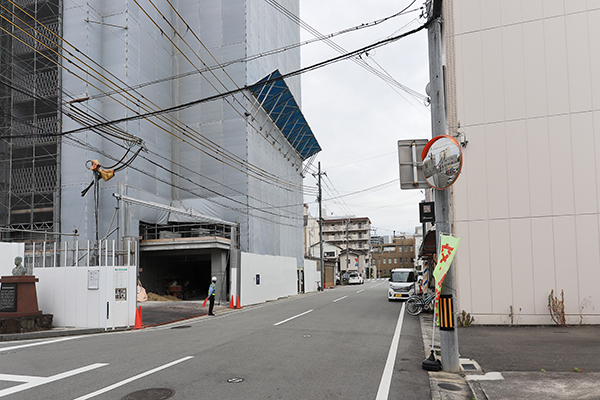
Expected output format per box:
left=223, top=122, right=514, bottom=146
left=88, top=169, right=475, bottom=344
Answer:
left=447, top=1, right=600, bottom=324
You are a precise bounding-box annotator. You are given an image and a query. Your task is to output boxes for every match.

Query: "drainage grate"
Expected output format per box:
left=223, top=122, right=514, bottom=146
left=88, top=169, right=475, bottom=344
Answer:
left=461, top=363, right=477, bottom=370
left=227, top=378, right=244, bottom=383
left=121, top=388, right=175, bottom=400
left=438, top=383, right=462, bottom=392
left=171, top=326, right=191, bottom=329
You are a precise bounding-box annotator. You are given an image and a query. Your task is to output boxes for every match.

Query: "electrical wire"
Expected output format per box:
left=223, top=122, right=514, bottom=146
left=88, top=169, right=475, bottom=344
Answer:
left=266, top=0, right=428, bottom=105
left=0, top=1, right=315, bottom=195
left=57, top=23, right=427, bottom=137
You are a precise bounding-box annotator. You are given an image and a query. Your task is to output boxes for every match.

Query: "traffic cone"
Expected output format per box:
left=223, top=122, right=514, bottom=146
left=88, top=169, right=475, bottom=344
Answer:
left=235, top=295, right=242, bottom=309
left=134, top=306, right=143, bottom=329
left=324, top=281, right=327, bottom=289
left=229, top=295, right=235, bottom=309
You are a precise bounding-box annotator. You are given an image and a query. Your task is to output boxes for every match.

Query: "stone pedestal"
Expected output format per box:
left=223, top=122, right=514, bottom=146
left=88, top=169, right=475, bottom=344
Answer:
left=0, top=275, right=42, bottom=318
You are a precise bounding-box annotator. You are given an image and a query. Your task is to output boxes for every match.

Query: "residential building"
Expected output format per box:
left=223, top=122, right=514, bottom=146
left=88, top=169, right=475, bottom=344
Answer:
left=303, top=204, right=320, bottom=257
left=442, top=0, right=600, bottom=324
left=321, top=217, right=371, bottom=278
left=372, top=235, right=415, bottom=278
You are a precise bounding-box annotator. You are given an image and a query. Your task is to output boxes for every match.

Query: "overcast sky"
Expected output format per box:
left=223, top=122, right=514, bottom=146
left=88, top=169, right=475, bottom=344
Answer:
left=299, top=0, right=431, bottom=237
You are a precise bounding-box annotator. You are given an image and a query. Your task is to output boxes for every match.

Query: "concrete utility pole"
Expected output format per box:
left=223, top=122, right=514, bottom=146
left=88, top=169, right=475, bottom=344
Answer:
left=317, top=162, right=324, bottom=290
left=427, top=0, right=460, bottom=372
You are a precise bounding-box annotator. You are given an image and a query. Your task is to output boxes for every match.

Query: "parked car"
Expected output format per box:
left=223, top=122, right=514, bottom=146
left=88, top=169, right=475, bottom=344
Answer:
left=348, top=271, right=364, bottom=285
left=388, top=268, right=416, bottom=300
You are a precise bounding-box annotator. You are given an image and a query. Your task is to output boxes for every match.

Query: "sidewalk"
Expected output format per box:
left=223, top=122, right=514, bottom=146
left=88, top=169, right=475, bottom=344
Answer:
left=0, top=299, right=231, bottom=341
left=420, top=313, right=600, bottom=400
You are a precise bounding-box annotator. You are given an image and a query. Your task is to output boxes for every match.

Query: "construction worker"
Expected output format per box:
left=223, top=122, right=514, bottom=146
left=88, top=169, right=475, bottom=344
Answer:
left=208, top=276, right=217, bottom=316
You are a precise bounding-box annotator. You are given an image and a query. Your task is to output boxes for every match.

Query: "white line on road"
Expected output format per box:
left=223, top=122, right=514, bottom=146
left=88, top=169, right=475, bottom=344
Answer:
left=333, top=296, right=347, bottom=302
left=0, top=363, right=107, bottom=397
left=0, top=336, right=79, bottom=353
left=73, top=356, right=194, bottom=400
left=375, top=302, right=406, bottom=400
left=356, top=289, right=365, bottom=293
left=273, top=310, right=313, bottom=326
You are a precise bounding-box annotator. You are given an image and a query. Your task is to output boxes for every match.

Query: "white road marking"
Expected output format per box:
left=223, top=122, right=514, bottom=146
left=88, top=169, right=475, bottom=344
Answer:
left=375, top=302, right=406, bottom=400
left=273, top=310, right=313, bottom=326
left=73, top=356, right=194, bottom=400
left=333, top=296, right=348, bottom=302
left=357, top=289, right=365, bottom=293
left=0, top=336, right=79, bottom=352
left=0, top=363, right=107, bottom=397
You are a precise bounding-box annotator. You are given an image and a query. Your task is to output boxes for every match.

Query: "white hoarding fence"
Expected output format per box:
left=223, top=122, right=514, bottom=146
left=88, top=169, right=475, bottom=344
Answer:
left=26, top=239, right=137, bottom=329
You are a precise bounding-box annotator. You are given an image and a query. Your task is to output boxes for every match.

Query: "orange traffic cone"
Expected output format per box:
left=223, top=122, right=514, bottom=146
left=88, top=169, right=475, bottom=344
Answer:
left=134, top=306, right=143, bottom=329
left=229, top=295, right=235, bottom=309
left=324, top=282, right=327, bottom=289
left=235, top=295, right=242, bottom=309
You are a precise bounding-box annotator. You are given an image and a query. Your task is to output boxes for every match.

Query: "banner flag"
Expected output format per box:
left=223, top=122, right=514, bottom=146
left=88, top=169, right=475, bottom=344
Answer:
left=433, top=234, right=460, bottom=324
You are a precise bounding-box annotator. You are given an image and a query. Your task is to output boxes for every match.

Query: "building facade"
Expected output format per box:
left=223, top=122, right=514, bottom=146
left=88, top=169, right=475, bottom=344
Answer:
left=372, top=235, right=415, bottom=278
left=444, top=0, right=600, bottom=324
left=321, top=217, right=371, bottom=278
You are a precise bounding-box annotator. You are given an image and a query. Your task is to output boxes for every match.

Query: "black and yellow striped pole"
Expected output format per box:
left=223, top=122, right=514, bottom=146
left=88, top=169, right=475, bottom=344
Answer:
left=439, top=294, right=454, bottom=331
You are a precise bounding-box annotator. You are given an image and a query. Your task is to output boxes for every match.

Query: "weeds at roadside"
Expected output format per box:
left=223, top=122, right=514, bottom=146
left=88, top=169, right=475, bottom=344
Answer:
left=457, top=310, right=474, bottom=327
left=548, top=289, right=567, bottom=327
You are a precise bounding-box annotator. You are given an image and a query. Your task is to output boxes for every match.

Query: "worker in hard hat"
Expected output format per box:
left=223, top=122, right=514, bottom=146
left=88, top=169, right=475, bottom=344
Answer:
left=208, top=276, right=217, bottom=316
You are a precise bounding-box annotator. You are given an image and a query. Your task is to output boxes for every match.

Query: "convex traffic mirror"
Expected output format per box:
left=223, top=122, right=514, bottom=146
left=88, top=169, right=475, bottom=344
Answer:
left=421, top=135, right=463, bottom=190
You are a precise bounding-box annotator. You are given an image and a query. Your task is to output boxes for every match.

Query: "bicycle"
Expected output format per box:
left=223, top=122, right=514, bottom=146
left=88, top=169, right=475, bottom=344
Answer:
left=406, top=291, right=435, bottom=316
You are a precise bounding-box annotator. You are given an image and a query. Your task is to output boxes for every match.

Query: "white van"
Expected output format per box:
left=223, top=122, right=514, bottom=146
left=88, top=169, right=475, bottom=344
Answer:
left=388, top=268, right=417, bottom=301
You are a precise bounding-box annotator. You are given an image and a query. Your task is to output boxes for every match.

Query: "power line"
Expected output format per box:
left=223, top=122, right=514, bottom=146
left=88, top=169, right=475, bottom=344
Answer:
left=0, top=1, right=314, bottom=195
left=58, top=22, right=427, bottom=137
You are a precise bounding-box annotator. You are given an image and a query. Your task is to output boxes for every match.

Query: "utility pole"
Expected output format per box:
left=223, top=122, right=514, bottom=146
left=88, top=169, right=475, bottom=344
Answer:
left=315, top=162, right=324, bottom=291
left=427, top=0, right=460, bottom=372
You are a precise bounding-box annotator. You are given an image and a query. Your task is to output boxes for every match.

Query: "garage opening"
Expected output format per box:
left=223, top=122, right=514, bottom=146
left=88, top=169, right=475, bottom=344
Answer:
left=138, top=222, right=232, bottom=301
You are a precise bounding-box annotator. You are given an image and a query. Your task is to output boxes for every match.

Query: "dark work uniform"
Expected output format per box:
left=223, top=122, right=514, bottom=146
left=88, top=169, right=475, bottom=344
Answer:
left=208, top=282, right=216, bottom=315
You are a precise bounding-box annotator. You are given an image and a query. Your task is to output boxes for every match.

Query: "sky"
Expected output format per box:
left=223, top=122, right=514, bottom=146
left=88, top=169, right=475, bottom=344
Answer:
left=299, top=0, right=432, bottom=237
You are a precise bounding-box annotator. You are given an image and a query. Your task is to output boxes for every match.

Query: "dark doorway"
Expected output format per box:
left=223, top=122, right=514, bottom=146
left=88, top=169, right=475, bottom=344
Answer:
left=139, top=251, right=212, bottom=300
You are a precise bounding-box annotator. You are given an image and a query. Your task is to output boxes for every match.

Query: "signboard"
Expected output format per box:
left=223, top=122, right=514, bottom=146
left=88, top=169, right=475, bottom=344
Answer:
left=88, top=269, right=99, bottom=290
left=0, top=283, right=17, bottom=312
left=419, top=201, right=435, bottom=223
left=398, top=139, right=430, bottom=189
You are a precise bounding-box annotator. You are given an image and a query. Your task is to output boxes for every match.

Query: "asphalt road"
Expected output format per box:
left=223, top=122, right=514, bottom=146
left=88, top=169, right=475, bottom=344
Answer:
left=0, top=280, right=430, bottom=399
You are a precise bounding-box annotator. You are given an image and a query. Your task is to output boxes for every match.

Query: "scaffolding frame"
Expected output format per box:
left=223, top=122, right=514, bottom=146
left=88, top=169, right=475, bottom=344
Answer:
left=0, top=0, right=62, bottom=240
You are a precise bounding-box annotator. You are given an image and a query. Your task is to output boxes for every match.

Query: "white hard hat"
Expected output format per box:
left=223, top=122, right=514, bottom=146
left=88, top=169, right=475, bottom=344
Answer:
left=211, top=276, right=217, bottom=282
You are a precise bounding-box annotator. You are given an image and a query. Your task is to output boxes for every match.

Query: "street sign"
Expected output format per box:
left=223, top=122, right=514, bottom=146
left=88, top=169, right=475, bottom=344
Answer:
left=398, top=139, right=429, bottom=189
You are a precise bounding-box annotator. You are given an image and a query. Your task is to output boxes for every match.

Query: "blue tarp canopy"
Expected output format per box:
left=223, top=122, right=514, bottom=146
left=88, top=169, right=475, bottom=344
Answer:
left=249, top=70, right=321, bottom=161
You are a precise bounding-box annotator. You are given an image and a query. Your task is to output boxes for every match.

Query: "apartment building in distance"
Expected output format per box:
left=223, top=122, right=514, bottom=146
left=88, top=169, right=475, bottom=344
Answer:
left=372, top=235, right=415, bottom=278
left=321, top=217, right=371, bottom=277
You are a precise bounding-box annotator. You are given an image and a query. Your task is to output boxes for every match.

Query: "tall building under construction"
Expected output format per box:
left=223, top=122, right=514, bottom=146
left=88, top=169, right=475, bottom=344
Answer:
left=0, top=0, right=319, bottom=288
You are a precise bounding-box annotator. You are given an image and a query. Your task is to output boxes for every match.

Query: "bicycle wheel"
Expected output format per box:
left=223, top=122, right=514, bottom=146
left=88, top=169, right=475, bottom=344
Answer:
left=406, top=297, right=424, bottom=316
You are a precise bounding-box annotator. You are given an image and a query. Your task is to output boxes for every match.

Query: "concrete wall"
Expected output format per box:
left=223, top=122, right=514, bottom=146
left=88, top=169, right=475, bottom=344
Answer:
left=240, top=252, right=297, bottom=307
left=448, top=1, right=600, bottom=324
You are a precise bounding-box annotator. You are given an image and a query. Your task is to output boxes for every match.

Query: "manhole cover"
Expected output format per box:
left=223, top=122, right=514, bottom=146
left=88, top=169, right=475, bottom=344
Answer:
left=462, top=363, right=477, bottom=370
left=121, top=388, right=175, bottom=400
left=438, top=383, right=462, bottom=392
left=227, top=378, right=244, bottom=383
left=171, top=325, right=191, bottom=329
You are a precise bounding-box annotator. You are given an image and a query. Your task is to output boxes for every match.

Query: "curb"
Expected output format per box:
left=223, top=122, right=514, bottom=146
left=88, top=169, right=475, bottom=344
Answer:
left=419, top=313, right=477, bottom=400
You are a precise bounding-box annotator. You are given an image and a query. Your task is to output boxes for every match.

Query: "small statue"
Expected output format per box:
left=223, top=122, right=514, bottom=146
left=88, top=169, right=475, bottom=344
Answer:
left=12, top=256, right=26, bottom=276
